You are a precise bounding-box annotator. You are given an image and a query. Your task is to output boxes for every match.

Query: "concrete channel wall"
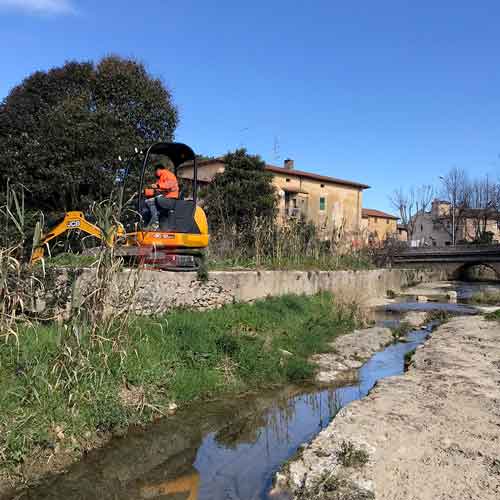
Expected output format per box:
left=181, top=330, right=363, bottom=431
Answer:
left=63, top=267, right=444, bottom=316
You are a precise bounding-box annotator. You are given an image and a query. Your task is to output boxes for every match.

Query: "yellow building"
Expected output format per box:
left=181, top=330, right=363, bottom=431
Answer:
left=361, top=208, right=399, bottom=243
left=179, top=158, right=370, bottom=235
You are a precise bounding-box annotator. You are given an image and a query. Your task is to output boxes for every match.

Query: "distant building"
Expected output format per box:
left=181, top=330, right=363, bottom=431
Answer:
left=361, top=208, right=399, bottom=244
left=397, top=224, right=408, bottom=242
left=179, top=158, right=370, bottom=235
left=411, top=200, right=500, bottom=246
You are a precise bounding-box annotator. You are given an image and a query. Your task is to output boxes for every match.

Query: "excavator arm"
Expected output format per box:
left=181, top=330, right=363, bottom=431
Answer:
left=30, top=211, right=122, bottom=265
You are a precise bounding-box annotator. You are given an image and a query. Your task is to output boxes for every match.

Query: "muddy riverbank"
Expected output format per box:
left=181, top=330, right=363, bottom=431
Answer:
left=276, top=315, right=500, bottom=499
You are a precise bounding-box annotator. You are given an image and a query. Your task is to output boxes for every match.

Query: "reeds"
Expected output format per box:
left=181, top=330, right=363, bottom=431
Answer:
left=208, top=216, right=372, bottom=271
left=0, top=182, right=44, bottom=340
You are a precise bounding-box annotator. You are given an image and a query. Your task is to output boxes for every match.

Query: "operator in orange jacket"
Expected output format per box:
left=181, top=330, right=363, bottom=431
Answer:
left=145, top=165, right=179, bottom=229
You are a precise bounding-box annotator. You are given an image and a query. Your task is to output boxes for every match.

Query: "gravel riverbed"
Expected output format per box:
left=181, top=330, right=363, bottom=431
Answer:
left=274, top=315, right=500, bottom=499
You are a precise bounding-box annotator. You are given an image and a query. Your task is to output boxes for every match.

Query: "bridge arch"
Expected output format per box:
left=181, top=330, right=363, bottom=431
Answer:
left=394, top=246, right=500, bottom=280
left=449, top=262, right=500, bottom=281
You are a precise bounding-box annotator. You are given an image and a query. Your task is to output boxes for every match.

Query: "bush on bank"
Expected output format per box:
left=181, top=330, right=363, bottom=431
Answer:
left=0, top=293, right=358, bottom=476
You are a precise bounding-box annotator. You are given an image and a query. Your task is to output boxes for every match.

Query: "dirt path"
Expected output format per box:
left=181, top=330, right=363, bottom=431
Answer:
left=275, top=316, right=500, bottom=499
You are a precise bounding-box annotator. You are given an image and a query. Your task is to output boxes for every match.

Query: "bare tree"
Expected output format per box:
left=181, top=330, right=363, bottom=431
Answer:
left=466, top=174, right=500, bottom=243
left=389, top=184, right=434, bottom=240
left=436, top=167, right=471, bottom=243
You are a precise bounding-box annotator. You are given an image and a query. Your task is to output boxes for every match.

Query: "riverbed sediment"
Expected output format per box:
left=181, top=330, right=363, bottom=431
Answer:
left=311, top=327, right=393, bottom=384
left=275, top=315, right=500, bottom=499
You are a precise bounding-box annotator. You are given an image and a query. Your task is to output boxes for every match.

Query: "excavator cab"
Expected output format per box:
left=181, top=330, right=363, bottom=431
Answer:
left=121, top=142, right=209, bottom=270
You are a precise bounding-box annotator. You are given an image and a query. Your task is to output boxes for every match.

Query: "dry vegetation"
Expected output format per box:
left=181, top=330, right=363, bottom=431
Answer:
left=207, top=217, right=375, bottom=271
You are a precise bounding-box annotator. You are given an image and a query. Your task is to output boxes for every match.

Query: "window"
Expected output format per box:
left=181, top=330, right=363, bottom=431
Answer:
left=286, top=178, right=291, bottom=182
left=386, top=219, right=390, bottom=224
left=420, top=224, right=423, bottom=232
left=319, top=197, right=326, bottom=211
left=320, top=183, right=325, bottom=188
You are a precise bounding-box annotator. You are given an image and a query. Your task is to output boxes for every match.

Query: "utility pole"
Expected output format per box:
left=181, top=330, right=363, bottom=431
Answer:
left=452, top=199, right=455, bottom=245
left=439, top=175, right=455, bottom=246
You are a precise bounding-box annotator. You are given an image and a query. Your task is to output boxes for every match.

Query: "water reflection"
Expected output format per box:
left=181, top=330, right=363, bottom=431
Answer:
left=140, top=467, right=199, bottom=500
left=15, top=324, right=431, bottom=500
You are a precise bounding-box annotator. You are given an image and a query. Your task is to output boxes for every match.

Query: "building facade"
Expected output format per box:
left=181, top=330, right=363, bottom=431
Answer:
left=179, top=158, right=370, bottom=235
left=361, top=208, right=399, bottom=243
left=411, top=200, right=500, bottom=246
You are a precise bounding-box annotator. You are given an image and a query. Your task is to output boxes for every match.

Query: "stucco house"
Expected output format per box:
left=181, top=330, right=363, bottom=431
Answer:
left=179, top=157, right=370, bottom=235
left=411, top=200, right=500, bottom=246
left=397, top=224, right=408, bottom=242
left=361, top=208, right=399, bottom=243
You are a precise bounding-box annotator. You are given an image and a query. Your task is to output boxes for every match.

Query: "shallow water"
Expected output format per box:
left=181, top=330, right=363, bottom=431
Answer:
left=17, top=326, right=432, bottom=500
left=384, top=301, right=478, bottom=315
left=373, top=280, right=492, bottom=322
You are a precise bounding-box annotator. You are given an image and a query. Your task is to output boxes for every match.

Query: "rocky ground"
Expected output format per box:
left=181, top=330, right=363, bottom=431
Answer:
left=274, top=315, right=500, bottom=500
left=311, top=310, right=429, bottom=385
left=311, top=327, right=394, bottom=384
left=403, top=280, right=500, bottom=300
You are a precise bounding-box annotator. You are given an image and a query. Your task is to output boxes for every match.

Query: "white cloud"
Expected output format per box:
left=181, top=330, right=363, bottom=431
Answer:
left=0, top=0, right=76, bottom=15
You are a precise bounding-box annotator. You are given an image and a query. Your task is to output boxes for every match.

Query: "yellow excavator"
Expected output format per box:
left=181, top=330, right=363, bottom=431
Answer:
left=31, top=142, right=209, bottom=271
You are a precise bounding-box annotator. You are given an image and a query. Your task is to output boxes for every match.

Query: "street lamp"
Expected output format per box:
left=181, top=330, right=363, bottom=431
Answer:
left=439, top=176, right=455, bottom=246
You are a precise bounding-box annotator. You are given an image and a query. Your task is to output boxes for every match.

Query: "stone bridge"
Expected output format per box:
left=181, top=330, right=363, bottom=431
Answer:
left=393, top=245, right=500, bottom=279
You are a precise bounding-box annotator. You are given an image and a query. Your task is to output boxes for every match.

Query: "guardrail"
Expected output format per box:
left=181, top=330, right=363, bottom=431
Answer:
left=396, top=244, right=500, bottom=256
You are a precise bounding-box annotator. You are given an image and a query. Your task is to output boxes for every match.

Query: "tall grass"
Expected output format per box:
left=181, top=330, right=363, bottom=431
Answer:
left=208, top=217, right=373, bottom=271
left=0, top=189, right=143, bottom=478
left=0, top=183, right=45, bottom=340
left=70, top=199, right=138, bottom=338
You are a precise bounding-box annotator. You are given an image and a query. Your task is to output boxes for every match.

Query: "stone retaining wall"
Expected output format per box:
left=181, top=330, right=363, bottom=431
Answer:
left=60, top=267, right=444, bottom=316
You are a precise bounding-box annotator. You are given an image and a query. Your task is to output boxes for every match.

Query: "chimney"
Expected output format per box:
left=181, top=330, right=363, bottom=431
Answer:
left=284, top=158, right=294, bottom=169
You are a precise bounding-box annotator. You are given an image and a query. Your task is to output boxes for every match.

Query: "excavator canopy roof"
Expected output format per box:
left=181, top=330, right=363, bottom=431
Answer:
left=147, top=142, right=195, bottom=168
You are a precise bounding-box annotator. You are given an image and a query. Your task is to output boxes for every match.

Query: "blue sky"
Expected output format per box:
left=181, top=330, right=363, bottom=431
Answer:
left=1, top=0, right=500, bottom=214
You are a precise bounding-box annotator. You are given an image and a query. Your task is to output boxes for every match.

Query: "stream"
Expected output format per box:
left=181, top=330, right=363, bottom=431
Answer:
left=14, top=281, right=498, bottom=500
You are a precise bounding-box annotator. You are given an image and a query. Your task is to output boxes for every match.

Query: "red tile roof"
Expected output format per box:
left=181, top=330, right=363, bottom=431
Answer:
left=191, top=159, right=370, bottom=190
left=264, top=165, right=370, bottom=190
left=362, top=208, right=399, bottom=220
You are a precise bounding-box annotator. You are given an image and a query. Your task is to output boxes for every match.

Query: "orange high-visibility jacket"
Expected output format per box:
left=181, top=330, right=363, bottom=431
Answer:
left=156, top=169, right=179, bottom=199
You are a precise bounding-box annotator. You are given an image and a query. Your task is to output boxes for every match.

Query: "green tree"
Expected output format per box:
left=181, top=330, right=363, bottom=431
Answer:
left=203, top=149, right=277, bottom=234
left=0, top=56, right=178, bottom=214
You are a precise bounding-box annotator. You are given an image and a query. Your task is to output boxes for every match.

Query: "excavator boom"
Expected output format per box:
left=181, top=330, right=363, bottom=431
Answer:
left=30, top=211, right=121, bottom=265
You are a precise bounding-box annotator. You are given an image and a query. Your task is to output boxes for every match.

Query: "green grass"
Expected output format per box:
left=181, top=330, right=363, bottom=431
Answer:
left=484, top=309, right=500, bottom=321
left=42, top=252, right=99, bottom=268
left=470, top=290, right=500, bottom=305
left=40, top=250, right=372, bottom=273
left=390, top=322, right=412, bottom=341
left=404, top=348, right=417, bottom=370
left=425, top=310, right=452, bottom=323
left=0, top=293, right=357, bottom=474
left=336, top=440, right=370, bottom=468
left=208, top=253, right=373, bottom=272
